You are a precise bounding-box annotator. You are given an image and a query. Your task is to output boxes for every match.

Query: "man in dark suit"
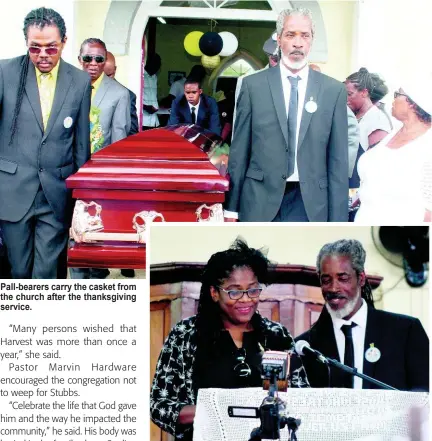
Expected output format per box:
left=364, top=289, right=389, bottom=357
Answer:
left=168, top=79, right=221, bottom=136
left=225, top=8, right=348, bottom=222
left=296, top=239, right=429, bottom=392
left=71, top=39, right=131, bottom=280
left=0, top=7, right=91, bottom=278
left=104, top=51, right=138, bottom=135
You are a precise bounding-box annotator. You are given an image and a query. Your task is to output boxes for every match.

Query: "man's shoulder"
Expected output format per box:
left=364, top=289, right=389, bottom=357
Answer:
left=369, top=308, right=421, bottom=327
left=127, top=88, right=136, bottom=101
left=0, top=55, right=27, bottom=70
left=103, top=75, right=129, bottom=98
left=202, top=94, right=217, bottom=106
left=242, top=67, right=270, bottom=85
left=61, top=59, right=90, bottom=83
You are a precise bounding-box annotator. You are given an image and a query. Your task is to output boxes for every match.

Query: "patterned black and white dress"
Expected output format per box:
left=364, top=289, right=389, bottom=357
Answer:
left=150, top=314, right=309, bottom=440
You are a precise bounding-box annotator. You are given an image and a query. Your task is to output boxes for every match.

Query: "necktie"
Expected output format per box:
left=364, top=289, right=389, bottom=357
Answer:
left=191, top=106, right=196, bottom=124
left=287, top=76, right=300, bottom=177
left=341, top=323, right=357, bottom=388
left=39, top=73, right=53, bottom=130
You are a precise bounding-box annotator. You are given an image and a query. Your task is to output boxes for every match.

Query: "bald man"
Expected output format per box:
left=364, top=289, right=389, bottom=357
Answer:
left=104, top=51, right=138, bottom=135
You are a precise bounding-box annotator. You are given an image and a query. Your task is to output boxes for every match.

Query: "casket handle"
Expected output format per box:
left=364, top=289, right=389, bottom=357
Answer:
left=196, top=203, right=224, bottom=222
left=70, top=201, right=165, bottom=244
left=133, top=210, right=165, bottom=234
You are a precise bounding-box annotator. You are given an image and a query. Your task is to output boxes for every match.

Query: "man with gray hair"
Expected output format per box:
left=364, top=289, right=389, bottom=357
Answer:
left=295, top=239, right=429, bottom=391
left=225, top=8, right=348, bottom=222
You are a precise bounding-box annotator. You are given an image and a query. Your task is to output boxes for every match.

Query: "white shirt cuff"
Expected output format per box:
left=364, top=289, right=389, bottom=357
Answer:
left=223, top=210, right=239, bottom=219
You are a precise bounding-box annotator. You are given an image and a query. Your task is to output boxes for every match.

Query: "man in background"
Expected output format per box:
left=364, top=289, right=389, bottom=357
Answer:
left=296, top=239, right=429, bottom=391
left=0, top=7, right=91, bottom=278
left=72, top=37, right=131, bottom=279
left=78, top=38, right=130, bottom=153
left=103, top=51, right=138, bottom=278
left=104, top=51, right=138, bottom=135
left=161, top=64, right=207, bottom=108
left=168, top=78, right=221, bottom=135
left=142, top=53, right=161, bottom=130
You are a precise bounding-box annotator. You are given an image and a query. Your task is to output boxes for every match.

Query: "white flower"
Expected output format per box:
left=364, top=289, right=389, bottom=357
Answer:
left=159, top=408, right=167, bottom=417
left=159, top=389, right=169, bottom=398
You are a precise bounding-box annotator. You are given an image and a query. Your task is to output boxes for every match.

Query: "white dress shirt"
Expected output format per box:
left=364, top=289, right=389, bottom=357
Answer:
left=330, top=299, right=368, bottom=389
left=279, top=62, right=309, bottom=181
left=187, top=99, right=200, bottom=122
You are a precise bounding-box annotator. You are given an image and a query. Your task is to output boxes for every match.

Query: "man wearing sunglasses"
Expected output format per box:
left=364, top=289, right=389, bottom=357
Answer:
left=0, top=7, right=91, bottom=279
left=78, top=38, right=131, bottom=154
left=72, top=38, right=131, bottom=279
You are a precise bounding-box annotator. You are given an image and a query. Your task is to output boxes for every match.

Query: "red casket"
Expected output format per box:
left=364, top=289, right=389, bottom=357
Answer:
left=66, top=125, right=229, bottom=269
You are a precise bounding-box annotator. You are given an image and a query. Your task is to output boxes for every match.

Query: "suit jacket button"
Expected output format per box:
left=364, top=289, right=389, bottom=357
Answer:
left=282, top=174, right=287, bottom=180
left=42, top=141, right=46, bottom=145
left=39, top=168, right=43, bottom=172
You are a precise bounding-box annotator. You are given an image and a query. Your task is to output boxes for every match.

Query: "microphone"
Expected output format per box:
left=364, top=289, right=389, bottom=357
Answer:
left=295, top=340, right=328, bottom=364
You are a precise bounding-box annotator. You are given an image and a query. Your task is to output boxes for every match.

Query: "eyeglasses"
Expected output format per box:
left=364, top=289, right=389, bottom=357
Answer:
left=81, top=55, right=105, bottom=63
left=394, top=91, right=409, bottom=99
left=233, top=348, right=252, bottom=377
left=217, top=286, right=263, bottom=300
left=28, top=46, right=59, bottom=56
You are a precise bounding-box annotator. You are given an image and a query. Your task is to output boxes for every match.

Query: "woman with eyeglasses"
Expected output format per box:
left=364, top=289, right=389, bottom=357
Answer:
left=354, top=78, right=432, bottom=223
left=150, top=238, right=309, bottom=441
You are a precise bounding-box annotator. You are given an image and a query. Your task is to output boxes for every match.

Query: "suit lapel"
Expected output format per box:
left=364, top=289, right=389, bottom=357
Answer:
left=297, top=68, right=322, bottom=149
left=362, top=307, right=381, bottom=387
left=311, top=308, right=347, bottom=387
left=25, top=62, right=44, bottom=133
left=180, top=98, right=192, bottom=123
left=312, top=307, right=340, bottom=360
left=43, top=59, right=73, bottom=140
left=197, top=97, right=207, bottom=125
left=93, top=74, right=110, bottom=108
left=268, top=66, right=288, bottom=145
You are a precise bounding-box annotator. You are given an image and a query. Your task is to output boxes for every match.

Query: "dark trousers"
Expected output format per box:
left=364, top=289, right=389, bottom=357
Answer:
left=69, top=267, right=110, bottom=279
left=0, top=229, right=11, bottom=278
left=0, top=187, right=69, bottom=279
left=272, top=182, right=309, bottom=222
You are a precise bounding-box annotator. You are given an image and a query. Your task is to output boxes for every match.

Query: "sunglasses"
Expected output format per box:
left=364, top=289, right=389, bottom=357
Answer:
left=218, top=286, right=263, bottom=301
left=394, top=91, right=409, bottom=99
left=28, top=46, right=59, bottom=56
left=81, top=55, right=105, bottom=63
left=233, top=348, right=252, bottom=378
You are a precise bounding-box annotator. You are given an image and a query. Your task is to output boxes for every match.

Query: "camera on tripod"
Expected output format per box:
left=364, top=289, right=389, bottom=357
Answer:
left=228, top=351, right=301, bottom=441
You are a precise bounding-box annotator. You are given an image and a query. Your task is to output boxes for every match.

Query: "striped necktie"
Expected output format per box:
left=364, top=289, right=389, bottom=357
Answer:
left=39, top=72, right=53, bottom=130
left=287, top=75, right=300, bottom=177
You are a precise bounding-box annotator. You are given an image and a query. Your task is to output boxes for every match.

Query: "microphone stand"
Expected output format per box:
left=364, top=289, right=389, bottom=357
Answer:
left=324, top=357, right=398, bottom=391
